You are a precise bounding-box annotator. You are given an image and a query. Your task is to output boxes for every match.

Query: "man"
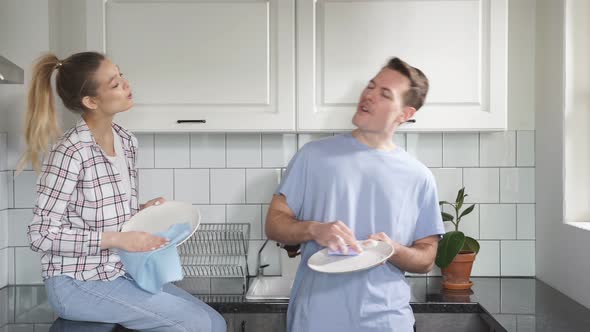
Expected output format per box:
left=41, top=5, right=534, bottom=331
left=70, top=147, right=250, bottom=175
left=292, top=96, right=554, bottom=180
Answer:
left=265, top=57, right=445, bottom=332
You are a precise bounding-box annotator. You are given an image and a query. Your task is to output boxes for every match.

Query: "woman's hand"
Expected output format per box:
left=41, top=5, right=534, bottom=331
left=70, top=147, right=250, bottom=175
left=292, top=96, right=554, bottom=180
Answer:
left=102, top=231, right=169, bottom=252
left=140, top=197, right=166, bottom=211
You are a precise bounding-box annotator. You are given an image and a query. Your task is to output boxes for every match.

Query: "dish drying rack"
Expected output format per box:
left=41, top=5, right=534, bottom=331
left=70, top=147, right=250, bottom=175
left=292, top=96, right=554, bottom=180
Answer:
left=174, top=223, right=250, bottom=294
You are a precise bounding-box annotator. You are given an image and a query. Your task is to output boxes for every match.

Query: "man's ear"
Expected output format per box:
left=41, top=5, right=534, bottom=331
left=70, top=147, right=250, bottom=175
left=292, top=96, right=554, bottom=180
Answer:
left=401, top=106, right=417, bottom=123
left=81, top=96, right=98, bottom=110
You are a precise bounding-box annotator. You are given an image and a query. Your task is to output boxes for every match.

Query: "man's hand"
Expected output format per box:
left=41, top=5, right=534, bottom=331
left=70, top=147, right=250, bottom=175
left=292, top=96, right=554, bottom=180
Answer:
left=140, top=197, right=166, bottom=210
left=310, top=221, right=363, bottom=254
left=368, top=232, right=400, bottom=264
left=368, top=232, right=400, bottom=252
left=368, top=232, right=439, bottom=273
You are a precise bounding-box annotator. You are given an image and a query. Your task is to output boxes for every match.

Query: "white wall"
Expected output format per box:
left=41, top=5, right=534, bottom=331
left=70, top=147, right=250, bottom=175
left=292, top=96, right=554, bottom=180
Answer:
left=536, top=0, right=590, bottom=309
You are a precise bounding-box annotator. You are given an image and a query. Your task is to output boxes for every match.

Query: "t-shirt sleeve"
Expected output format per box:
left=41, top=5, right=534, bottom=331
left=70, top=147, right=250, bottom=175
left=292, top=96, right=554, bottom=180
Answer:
left=274, top=147, right=308, bottom=218
left=413, top=172, right=445, bottom=242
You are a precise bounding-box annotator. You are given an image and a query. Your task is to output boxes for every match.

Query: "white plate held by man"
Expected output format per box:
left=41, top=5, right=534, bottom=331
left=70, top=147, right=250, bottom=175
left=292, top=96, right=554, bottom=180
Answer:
left=307, top=239, right=394, bottom=274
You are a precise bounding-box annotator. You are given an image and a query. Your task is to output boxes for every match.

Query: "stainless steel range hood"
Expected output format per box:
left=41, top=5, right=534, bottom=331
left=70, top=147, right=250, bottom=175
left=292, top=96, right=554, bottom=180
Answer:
left=0, top=55, right=24, bottom=84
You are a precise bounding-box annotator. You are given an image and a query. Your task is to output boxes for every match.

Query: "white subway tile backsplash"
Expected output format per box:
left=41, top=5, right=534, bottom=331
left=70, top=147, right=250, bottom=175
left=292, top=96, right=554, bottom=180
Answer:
left=247, top=240, right=280, bottom=276
left=7, top=210, right=31, bottom=247
left=517, top=204, right=535, bottom=240
left=0, top=172, right=8, bottom=210
left=7, top=171, right=14, bottom=209
left=137, top=169, right=174, bottom=204
left=516, top=131, right=535, bottom=167
left=13, top=171, right=37, bottom=209
left=246, top=169, right=281, bottom=204
left=247, top=240, right=263, bottom=276
left=7, top=247, right=14, bottom=284
left=0, top=210, right=7, bottom=249
left=406, top=133, right=442, bottom=167
left=471, top=240, right=500, bottom=276
left=430, top=168, right=462, bottom=203
left=262, top=134, right=297, bottom=168
left=261, top=240, right=281, bottom=276
left=134, top=133, right=154, bottom=169
left=190, top=134, right=226, bottom=168
left=226, top=134, right=261, bottom=168
left=446, top=204, right=479, bottom=239
left=298, top=133, right=333, bottom=149
left=0, top=130, right=538, bottom=283
left=464, top=168, right=500, bottom=203
left=227, top=205, right=262, bottom=240
left=501, top=241, right=535, bottom=276
left=154, top=134, right=190, bottom=168
left=443, top=133, right=479, bottom=167
left=261, top=204, right=270, bottom=239
left=0, top=133, right=7, bottom=171
left=210, top=169, right=246, bottom=204
left=14, top=247, right=42, bottom=284
left=0, top=248, right=7, bottom=288
left=174, top=169, right=209, bottom=204
left=480, top=204, right=516, bottom=239
left=500, top=168, right=535, bottom=203
left=196, top=205, right=226, bottom=224
left=480, top=131, right=516, bottom=167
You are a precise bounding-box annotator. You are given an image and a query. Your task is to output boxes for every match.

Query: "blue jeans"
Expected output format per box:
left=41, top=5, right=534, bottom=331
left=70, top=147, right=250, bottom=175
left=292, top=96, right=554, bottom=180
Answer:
left=44, top=276, right=226, bottom=332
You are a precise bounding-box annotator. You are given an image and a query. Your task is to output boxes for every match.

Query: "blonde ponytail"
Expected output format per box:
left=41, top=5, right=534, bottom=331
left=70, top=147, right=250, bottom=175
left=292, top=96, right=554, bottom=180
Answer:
left=18, top=54, right=62, bottom=172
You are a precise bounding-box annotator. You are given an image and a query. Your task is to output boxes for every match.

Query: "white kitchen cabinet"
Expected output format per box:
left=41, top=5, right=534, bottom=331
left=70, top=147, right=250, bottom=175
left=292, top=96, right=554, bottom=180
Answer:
left=85, top=0, right=295, bottom=132
left=296, top=0, right=508, bottom=132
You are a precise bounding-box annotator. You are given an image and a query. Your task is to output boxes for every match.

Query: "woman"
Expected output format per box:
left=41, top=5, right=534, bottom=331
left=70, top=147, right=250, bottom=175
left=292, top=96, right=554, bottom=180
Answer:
left=21, top=52, right=226, bottom=332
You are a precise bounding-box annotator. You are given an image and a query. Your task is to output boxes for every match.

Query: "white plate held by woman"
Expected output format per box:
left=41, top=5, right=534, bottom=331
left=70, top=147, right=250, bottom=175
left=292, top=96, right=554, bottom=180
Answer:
left=121, top=201, right=200, bottom=246
left=307, top=240, right=394, bottom=274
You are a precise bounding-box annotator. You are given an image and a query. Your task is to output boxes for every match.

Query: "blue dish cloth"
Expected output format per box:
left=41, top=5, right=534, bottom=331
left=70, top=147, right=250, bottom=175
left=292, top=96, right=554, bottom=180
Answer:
left=119, top=223, right=192, bottom=294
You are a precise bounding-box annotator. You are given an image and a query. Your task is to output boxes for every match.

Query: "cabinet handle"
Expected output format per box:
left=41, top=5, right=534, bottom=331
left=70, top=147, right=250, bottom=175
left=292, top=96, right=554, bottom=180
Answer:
left=177, top=120, right=206, bottom=123
left=404, top=119, right=416, bottom=123
left=241, top=320, right=247, bottom=332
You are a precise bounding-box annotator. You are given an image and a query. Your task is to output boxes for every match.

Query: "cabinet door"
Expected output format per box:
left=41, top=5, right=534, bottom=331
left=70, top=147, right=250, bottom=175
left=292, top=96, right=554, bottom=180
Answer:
left=86, top=0, right=295, bottom=132
left=235, top=313, right=287, bottom=332
left=297, top=0, right=508, bottom=131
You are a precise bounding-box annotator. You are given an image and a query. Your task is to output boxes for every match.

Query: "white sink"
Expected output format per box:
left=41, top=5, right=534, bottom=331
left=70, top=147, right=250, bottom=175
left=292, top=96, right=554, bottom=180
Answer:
left=245, top=277, right=294, bottom=300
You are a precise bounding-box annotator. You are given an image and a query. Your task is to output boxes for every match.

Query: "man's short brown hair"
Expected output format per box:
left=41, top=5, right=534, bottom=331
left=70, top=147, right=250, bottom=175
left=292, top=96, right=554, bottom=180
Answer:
left=385, top=57, right=429, bottom=111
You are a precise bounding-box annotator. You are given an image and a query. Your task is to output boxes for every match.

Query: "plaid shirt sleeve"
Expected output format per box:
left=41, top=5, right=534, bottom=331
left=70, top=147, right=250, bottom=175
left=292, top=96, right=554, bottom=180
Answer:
left=28, top=143, right=102, bottom=257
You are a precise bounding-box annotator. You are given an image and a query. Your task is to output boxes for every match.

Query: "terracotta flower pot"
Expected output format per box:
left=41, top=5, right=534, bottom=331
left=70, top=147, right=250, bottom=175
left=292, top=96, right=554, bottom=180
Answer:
left=441, top=251, right=476, bottom=290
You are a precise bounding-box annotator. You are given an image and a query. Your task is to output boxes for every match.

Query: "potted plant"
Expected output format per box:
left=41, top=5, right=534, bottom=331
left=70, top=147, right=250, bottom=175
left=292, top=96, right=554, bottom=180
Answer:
left=435, top=187, right=479, bottom=290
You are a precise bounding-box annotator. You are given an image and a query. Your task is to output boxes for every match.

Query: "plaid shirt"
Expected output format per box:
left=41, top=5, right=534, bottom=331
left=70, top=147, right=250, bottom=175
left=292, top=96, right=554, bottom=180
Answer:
left=28, top=119, right=139, bottom=281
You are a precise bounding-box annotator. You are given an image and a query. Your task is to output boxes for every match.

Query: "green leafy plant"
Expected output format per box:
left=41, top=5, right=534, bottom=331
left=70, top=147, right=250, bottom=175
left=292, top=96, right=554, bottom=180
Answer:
left=435, top=187, right=479, bottom=269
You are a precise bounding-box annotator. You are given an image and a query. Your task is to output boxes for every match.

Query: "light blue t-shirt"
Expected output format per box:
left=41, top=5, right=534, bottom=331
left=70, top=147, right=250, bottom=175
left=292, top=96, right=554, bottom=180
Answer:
left=276, top=133, right=445, bottom=332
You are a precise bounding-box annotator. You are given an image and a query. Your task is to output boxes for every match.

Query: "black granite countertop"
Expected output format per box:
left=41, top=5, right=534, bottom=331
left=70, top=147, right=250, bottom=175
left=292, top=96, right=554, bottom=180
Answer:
left=1, top=277, right=590, bottom=331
